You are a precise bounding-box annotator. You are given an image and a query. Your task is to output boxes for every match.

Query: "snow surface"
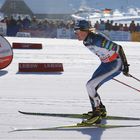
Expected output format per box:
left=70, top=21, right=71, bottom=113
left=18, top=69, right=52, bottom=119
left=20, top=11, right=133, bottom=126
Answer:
left=1, top=37, right=140, bottom=140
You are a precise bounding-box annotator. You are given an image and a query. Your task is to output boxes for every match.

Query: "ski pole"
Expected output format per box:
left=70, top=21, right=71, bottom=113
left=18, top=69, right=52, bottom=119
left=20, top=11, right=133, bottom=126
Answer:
left=129, top=74, right=140, bottom=82
left=113, top=78, right=140, bottom=93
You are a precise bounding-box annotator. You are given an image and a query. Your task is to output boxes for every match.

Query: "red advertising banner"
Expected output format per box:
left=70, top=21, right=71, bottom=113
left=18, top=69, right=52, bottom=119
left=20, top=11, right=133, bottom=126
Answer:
left=19, top=63, right=64, bottom=72
left=13, top=42, right=42, bottom=49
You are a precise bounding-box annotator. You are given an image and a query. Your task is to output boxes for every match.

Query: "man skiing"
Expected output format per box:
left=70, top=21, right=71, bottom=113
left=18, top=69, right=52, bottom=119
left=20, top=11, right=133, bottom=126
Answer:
left=74, top=20, right=129, bottom=126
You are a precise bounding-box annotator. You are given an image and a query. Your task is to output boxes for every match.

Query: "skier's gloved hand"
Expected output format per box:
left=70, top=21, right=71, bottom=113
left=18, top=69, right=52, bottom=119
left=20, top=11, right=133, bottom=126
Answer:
left=123, top=64, right=130, bottom=76
left=118, top=45, right=130, bottom=77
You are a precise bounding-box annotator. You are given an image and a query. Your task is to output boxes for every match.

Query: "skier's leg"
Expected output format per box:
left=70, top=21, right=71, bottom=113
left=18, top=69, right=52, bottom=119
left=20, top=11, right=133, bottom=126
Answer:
left=82, top=59, right=122, bottom=125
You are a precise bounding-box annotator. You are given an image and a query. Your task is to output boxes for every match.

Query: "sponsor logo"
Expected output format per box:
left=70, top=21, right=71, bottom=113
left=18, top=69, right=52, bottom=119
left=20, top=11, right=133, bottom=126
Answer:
left=20, top=63, right=38, bottom=68
left=44, top=63, right=62, bottom=68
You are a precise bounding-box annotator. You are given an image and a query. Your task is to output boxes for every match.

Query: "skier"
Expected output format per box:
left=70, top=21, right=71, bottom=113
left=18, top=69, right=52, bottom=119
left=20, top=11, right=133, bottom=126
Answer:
left=74, top=20, right=130, bottom=125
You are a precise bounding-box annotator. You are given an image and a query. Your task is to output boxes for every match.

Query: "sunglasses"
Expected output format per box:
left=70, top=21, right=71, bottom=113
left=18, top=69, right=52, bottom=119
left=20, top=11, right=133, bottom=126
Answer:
left=74, top=29, right=81, bottom=34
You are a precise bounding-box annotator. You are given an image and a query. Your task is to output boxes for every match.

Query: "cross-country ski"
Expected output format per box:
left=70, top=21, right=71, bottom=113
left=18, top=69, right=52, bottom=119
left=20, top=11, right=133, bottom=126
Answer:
left=18, top=110, right=140, bottom=120
left=11, top=124, right=140, bottom=132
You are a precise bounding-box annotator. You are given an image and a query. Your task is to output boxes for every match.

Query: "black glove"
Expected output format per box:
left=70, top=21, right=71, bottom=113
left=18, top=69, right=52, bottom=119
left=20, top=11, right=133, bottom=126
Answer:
left=119, top=46, right=130, bottom=77
left=123, top=64, right=130, bottom=76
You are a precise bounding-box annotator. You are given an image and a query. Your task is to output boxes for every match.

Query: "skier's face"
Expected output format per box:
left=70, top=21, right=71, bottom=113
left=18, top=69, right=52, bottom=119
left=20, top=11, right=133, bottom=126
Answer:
left=74, top=30, right=88, bottom=41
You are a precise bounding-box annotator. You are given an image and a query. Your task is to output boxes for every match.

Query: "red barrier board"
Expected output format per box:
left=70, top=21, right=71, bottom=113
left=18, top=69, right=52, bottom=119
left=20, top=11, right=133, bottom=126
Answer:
left=13, top=43, right=42, bottom=49
left=18, top=63, right=64, bottom=72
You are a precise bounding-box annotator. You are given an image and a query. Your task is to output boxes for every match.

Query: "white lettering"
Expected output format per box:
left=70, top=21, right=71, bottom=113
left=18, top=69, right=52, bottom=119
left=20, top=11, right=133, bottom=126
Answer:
left=44, top=63, right=62, bottom=68
left=20, top=63, right=38, bottom=68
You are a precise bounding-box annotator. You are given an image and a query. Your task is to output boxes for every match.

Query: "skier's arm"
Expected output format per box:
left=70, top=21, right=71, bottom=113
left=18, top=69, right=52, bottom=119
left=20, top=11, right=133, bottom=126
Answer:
left=118, top=45, right=130, bottom=76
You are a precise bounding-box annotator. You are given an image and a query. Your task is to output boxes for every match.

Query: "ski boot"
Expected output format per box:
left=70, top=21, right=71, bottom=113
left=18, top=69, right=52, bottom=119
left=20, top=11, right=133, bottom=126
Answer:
left=77, top=107, right=102, bottom=126
left=83, top=104, right=107, bottom=118
left=100, top=104, right=107, bottom=118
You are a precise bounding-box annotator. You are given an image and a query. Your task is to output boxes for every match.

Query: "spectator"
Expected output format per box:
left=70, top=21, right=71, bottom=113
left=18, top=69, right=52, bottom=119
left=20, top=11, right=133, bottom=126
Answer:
left=22, top=16, right=31, bottom=29
left=1, top=16, right=8, bottom=23
left=99, top=20, right=105, bottom=31
left=123, top=24, right=129, bottom=31
left=118, top=23, right=124, bottom=31
left=136, top=23, right=140, bottom=32
left=7, top=16, right=17, bottom=36
left=112, top=23, right=119, bottom=31
left=30, top=16, right=38, bottom=29
left=16, top=16, right=23, bottom=31
left=105, top=20, right=112, bottom=31
left=129, top=20, right=136, bottom=32
left=94, top=21, right=100, bottom=30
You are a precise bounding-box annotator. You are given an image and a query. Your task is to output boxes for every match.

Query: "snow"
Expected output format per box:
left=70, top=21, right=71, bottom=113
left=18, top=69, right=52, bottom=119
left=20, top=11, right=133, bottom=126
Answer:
left=1, top=37, right=140, bottom=140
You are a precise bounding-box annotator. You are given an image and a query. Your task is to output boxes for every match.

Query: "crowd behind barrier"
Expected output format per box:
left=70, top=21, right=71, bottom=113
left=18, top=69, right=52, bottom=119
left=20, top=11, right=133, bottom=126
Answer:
left=0, top=16, right=140, bottom=41
left=0, top=16, right=75, bottom=38
left=94, top=19, right=140, bottom=32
